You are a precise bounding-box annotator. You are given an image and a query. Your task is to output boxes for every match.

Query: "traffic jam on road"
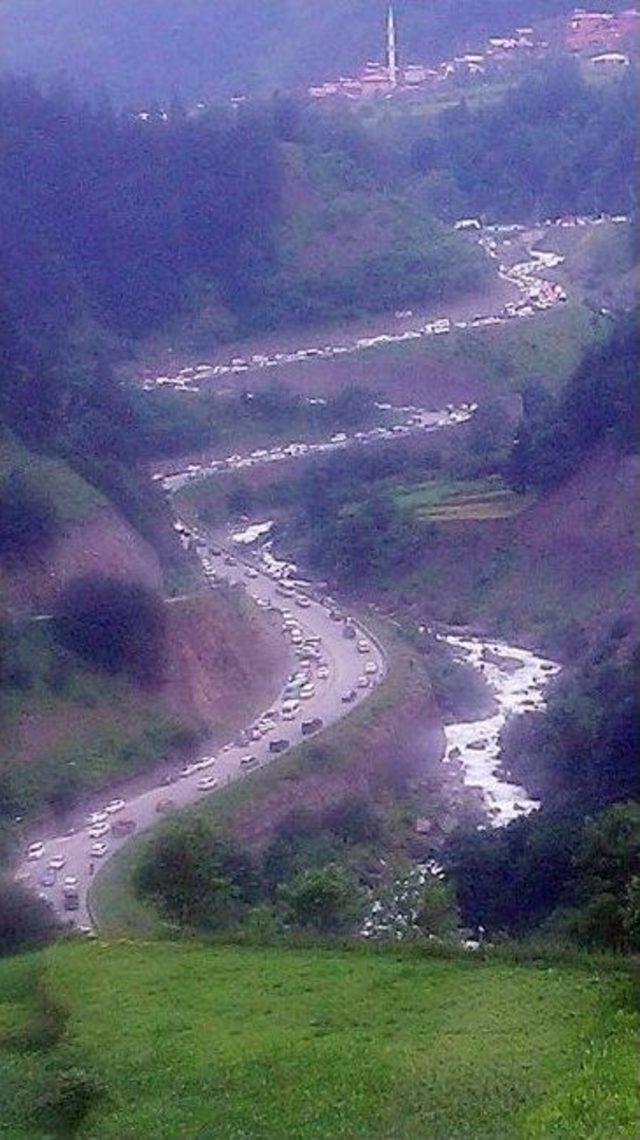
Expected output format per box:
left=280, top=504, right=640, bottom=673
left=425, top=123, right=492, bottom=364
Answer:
left=15, top=522, right=386, bottom=929
left=157, top=400, right=478, bottom=494
left=138, top=212, right=626, bottom=398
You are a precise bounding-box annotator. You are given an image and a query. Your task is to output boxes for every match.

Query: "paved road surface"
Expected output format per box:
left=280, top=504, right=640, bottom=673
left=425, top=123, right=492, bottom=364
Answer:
left=16, top=536, right=386, bottom=930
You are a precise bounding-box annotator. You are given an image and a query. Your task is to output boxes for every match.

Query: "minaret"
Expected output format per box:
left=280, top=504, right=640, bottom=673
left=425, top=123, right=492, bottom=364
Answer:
left=387, top=5, right=398, bottom=87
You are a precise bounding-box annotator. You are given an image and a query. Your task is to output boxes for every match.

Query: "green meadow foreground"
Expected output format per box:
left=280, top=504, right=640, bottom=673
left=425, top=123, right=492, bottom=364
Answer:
left=0, top=940, right=637, bottom=1138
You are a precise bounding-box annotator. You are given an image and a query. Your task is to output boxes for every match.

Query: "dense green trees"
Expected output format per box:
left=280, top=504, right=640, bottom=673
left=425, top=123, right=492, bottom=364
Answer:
left=278, top=864, right=359, bottom=933
left=508, top=314, right=639, bottom=491
left=500, top=645, right=640, bottom=807
left=135, top=800, right=382, bottom=935
left=413, top=61, right=637, bottom=221
left=446, top=801, right=640, bottom=950
left=135, top=818, right=258, bottom=929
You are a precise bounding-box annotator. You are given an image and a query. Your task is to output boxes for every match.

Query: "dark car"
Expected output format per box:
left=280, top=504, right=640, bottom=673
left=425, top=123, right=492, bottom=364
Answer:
left=341, top=689, right=357, bottom=704
left=301, top=718, right=323, bottom=736
left=269, top=738, right=290, bottom=754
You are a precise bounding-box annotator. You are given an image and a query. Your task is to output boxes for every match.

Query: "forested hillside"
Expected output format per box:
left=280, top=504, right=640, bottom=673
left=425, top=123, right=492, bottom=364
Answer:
left=1, top=1, right=580, bottom=103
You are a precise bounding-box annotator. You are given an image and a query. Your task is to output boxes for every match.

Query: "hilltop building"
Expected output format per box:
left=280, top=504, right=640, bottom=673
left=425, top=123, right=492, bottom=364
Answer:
left=387, top=5, right=398, bottom=87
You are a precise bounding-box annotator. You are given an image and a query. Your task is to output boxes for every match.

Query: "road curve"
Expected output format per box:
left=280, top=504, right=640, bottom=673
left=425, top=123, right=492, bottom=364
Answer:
left=15, top=532, right=386, bottom=930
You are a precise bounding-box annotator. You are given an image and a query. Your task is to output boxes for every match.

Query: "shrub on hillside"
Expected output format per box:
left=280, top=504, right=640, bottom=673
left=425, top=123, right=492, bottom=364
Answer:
left=52, top=576, right=166, bottom=686
left=134, top=818, right=258, bottom=929
left=0, top=469, right=59, bottom=563
left=0, top=878, right=59, bottom=956
left=32, top=1064, right=106, bottom=1137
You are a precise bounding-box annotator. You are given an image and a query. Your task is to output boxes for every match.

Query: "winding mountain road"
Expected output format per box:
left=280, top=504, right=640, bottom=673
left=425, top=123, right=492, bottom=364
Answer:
left=16, top=537, right=386, bottom=929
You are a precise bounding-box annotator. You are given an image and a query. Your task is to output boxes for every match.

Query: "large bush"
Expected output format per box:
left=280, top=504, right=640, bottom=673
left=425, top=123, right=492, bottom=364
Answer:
left=52, top=576, right=166, bottom=685
left=0, top=878, right=59, bottom=956
left=0, top=469, right=59, bottom=563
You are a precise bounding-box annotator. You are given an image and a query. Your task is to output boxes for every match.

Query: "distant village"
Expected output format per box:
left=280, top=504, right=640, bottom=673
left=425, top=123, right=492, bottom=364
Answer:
left=134, top=6, right=639, bottom=124
left=307, top=6, right=640, bottom=102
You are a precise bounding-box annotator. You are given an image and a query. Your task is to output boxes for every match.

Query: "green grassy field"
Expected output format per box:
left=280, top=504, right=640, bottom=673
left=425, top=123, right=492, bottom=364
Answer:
left=0, top=940, right=637, bottom=1139
left=393, top=476, right=533, bottom=522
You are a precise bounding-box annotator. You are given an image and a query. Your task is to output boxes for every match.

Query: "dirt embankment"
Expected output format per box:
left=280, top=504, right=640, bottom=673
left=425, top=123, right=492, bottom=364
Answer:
left=389, top=444, right=639, bottom=658
left=231, top=690, right=445, bottom=853
left=161, top=591, right=291, bottom=736
left=3, top=507, right=164, bottom=615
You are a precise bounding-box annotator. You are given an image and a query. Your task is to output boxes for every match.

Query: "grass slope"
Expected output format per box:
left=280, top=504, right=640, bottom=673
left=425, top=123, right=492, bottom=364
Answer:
left=0, top=433, right=105, bottom=525
left=0, top=940, right=637, bottom=1138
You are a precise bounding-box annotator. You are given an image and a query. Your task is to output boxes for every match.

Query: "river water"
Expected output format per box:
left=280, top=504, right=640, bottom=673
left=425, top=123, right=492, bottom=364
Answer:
left=440, top=634, right=561, bottom=826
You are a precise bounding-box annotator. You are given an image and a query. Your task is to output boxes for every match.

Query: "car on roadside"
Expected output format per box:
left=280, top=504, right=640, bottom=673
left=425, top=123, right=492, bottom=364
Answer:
left=89, top=822, right=110, bottom=839
left=357, top=675, right=370, bottom=689
left=301, top=718, right=323, bottom=736
left=197, top=775, right=219, bottom=791
left=105, top=798, right=126, bottom=815
left=341, top=689, right=357, bottom=704
left=296, top=595, right=311, bottom=608
left=159, top=773, right=177, bottom=786
left=27, top=842, right=45, bottom=861
left=244, top=568, right=259, bottom=579
left=155, top=799, right=175, bottom=814
left=86, top=811, right=108, bottom=826
left=357, top=640, right=371, bottom=654
left=268, top=738, right=290, bottom=754
left=240, top=755, right=258, bottom=768
left=90, top=841, right=109, bottom=858
left=316, top=666, right=329, bottom=680
left=365, top=661, right=378, bottom=675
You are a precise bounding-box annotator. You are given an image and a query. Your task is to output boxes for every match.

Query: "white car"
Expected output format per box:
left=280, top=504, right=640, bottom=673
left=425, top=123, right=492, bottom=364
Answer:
left=365, top=661, right=378, bottom=675
left=282, top=708, right=298, bottom=721
left=244, top=568, right=259, bottom=579
left=89, top=823, right=110, bottom=839
left=63, top=875, right=78, bottom=889
left=197, top=775, right=219, bottom=791
left=316, top=666, right=329, bottom=680
left=48, top=855, right=66, bottom=871
left=90, top=841, right=109, bottom=858
left=296, top=596, right=311, bottom=609
left=357, top=640, right=370, bottom=654
left=299, top=684, right=315, bottom=700
left=105, top=799, right=126, bottom=815
left=357, top=675, right=370, bottom=689
left=86, top=811, right=108, bottom=826
left=27, top=842, right=45, bottom=861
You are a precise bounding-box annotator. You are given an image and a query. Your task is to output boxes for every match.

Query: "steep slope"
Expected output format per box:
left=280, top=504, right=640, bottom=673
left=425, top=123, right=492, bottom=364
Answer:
left=402, top=443, right=639, bottom=656
left=0, top=439, right=290, bottom=825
